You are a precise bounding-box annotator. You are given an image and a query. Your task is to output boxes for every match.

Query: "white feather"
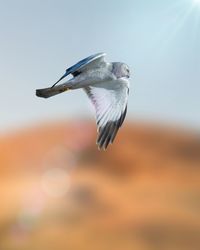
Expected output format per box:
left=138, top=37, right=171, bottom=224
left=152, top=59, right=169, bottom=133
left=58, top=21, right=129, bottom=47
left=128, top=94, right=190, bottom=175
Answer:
left=84, top=78, right=129, bottom=148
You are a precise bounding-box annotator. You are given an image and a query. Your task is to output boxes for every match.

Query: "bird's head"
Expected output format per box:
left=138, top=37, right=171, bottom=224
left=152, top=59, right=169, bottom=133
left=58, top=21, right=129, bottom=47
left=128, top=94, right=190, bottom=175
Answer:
left=112, top=62, right=130, bottom=79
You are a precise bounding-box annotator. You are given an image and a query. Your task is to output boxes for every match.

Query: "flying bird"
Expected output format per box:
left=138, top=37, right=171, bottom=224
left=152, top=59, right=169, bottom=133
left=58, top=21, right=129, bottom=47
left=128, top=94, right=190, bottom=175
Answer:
left=36, top=53, right=130, bottom=150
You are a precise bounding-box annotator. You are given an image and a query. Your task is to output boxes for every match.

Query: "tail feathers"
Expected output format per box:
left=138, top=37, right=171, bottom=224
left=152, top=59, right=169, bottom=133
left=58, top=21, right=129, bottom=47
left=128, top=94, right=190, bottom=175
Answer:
left=36, top=86, right=70, bottom=98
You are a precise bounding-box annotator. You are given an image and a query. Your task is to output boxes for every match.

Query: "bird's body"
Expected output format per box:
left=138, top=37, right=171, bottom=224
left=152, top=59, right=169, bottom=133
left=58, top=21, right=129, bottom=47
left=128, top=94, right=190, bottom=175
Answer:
left=36, top=53, right=130, bottom=150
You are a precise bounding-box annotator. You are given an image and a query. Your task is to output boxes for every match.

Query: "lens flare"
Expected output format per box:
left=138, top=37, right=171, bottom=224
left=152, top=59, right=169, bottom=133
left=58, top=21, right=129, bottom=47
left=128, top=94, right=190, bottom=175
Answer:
left=41, top=167, right=70, bottom=198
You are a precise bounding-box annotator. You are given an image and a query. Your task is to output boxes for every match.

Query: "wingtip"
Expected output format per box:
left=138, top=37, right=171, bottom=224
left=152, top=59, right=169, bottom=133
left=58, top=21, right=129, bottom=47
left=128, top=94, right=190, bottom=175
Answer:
left=36, top=89, right=45, bottom=98
left=98, top=142, right=108, bottom=151
left=36, top=89, right=50, bottom=99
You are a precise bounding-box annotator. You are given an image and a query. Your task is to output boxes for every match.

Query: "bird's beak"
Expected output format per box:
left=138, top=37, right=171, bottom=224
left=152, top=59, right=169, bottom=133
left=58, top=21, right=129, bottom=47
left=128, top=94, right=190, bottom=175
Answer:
left=51, top=72, right=68, bottom=88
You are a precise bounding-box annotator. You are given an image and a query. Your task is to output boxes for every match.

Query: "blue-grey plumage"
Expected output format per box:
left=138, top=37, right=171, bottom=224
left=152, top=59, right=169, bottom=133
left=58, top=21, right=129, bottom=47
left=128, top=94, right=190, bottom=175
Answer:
left=36, top=53, right=131, bottom=150
left=51, top=53, right=107, bottom=88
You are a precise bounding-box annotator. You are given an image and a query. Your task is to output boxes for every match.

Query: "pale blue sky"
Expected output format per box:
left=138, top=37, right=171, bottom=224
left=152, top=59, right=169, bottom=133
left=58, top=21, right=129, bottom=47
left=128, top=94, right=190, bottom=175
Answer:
left=0, top=0, right=199, bottom=131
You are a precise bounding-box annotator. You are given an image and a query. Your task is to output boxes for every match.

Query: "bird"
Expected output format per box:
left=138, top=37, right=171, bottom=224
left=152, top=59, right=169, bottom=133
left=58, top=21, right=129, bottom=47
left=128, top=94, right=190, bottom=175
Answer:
left=36, top=53, right=130, bottom=150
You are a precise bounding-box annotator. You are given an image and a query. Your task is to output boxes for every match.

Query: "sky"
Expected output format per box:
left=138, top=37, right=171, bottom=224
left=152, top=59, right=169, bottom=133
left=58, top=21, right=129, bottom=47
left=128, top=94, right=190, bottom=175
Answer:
left=0, top=0, right=199, bottom=131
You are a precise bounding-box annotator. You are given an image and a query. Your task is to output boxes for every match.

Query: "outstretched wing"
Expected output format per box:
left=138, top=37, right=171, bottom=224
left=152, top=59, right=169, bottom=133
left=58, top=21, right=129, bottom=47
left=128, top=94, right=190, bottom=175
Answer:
left=51, top=53, right=106, bottom=88
left=84, top=78, right=129, bottom=150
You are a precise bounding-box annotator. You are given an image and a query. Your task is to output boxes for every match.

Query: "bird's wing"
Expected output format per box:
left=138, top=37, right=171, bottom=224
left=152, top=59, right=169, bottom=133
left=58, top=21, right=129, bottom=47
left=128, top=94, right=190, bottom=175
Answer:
left=84, top=78, right=129, bottom=150
left=66, top=52, right=106, bottom=77
left=51, top=53, right=107, bottom=88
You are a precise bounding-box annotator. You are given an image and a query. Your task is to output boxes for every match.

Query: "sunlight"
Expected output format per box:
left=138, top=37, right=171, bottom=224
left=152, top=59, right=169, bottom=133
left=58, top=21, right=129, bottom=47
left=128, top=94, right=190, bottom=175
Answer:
left=193, top=0, right=200, bottom=7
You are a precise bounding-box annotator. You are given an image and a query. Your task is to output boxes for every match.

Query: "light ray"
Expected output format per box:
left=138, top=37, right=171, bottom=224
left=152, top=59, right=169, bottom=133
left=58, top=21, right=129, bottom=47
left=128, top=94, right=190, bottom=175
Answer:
left=193, top=0, right=200, bottom=6
left=162, top=4, right=194, bottom=47
left=151, top=0, right=200, bottom=58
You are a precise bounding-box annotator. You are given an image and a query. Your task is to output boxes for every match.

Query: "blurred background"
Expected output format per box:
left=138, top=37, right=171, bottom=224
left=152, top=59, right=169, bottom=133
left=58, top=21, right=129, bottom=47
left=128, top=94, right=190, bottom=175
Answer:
left=0, top=0, right=200, bottom=249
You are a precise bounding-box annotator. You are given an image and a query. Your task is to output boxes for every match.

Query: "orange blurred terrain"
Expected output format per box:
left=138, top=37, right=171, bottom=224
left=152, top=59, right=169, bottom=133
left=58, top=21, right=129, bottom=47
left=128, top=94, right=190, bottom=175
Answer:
left=0, top=121, right=200, bottom=250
